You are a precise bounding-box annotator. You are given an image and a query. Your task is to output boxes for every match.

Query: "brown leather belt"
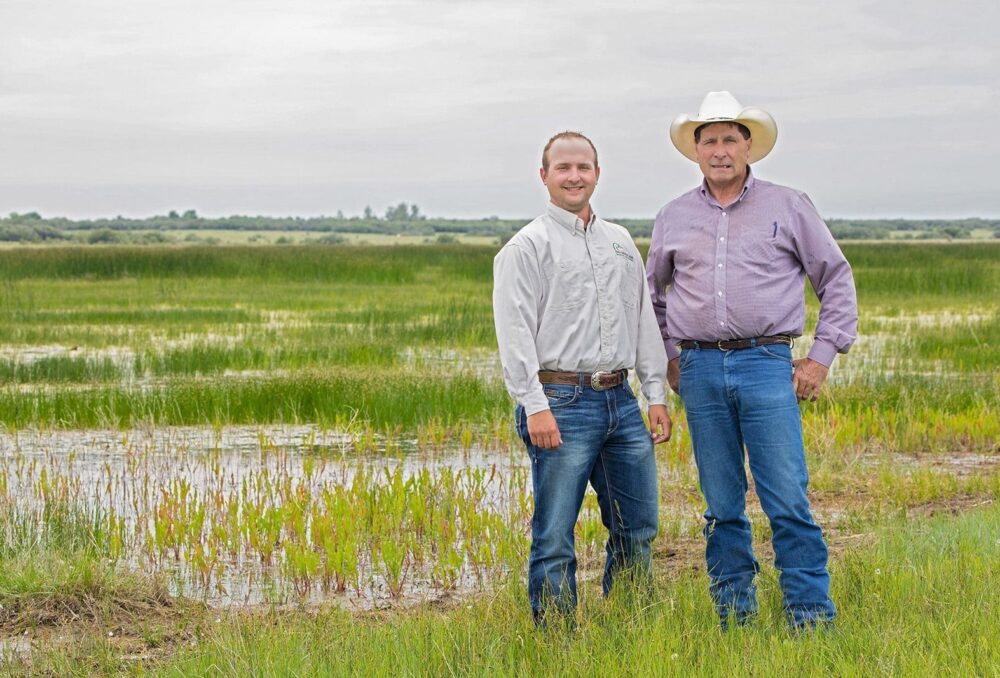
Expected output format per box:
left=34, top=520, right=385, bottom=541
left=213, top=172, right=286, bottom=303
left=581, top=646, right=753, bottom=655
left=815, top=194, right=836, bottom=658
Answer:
left=678, top=335, right=793, bottom=351
left=538, top=369, right=627, bottom=391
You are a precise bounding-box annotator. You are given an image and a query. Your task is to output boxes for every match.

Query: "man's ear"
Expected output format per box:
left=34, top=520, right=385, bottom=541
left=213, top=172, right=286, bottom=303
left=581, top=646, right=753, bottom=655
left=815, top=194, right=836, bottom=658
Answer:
left=539, top=167, right=547, bottom=184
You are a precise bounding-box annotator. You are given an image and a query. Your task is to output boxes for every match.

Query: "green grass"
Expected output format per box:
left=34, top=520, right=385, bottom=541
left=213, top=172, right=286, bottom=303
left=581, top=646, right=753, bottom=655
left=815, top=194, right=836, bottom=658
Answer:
left=3, top=481, right=997, bottom=675
left=0, top=242, right=998, bottom=674
left=0, top=245, right=497, bottom=283
left=842, top=242, right=1000, bottom=299
left=904, top=309, right=999, bottom=371
left=0, top=355, right=122, bottom=383
left=154, top=502, right=1000, bottom=677
left=0, top=369, right=509, bottom=429
left=0, top=244, right=996, bottom=458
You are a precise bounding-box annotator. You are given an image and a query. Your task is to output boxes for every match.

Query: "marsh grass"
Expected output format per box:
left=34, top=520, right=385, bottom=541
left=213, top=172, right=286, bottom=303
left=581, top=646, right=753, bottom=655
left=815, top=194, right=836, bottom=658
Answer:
left=0, top=244, right=997, bottom=456
left=0, top=355, right=122, bottom=383
left=155, top=502, right=1000, bottom=677
left=3, top=478, right=997, bottom=675
left=0, top=500, right=193, bottom=676
left=0, top=243, right=997, bottom=634
left=0, top=245, right=496, bottom=283
left=843, top=242, right=1000, bottom=299
left=0, top=369, right=510, bottom=428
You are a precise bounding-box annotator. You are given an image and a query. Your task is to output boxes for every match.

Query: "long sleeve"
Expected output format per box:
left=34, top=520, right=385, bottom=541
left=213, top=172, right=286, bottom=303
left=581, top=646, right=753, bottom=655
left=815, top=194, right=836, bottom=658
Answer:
left=791, top=193, right=859, bottom=366
left=635, top=263, right=668, bottom=405
left=492, top=243, right=550, bottom=415
left=646, top=218, right=680, bottom=360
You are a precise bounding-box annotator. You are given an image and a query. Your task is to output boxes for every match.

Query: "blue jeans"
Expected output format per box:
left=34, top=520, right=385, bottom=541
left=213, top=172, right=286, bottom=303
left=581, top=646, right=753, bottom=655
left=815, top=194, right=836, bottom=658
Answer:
left=515, top=379, right=659, bottom=620
left=679, top=343, right=836, bottom=626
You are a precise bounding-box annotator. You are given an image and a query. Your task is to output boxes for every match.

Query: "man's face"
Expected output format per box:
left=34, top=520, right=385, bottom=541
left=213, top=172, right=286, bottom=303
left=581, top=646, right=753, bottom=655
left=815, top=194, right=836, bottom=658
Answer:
left=540, top=138, right=600, bottom=215
left=695, top=122, right=752, bottom=190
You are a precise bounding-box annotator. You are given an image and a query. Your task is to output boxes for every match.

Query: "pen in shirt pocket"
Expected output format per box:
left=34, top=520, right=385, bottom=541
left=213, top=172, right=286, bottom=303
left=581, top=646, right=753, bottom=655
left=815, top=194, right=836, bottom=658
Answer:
left=772, top=221, right=778, bottom=238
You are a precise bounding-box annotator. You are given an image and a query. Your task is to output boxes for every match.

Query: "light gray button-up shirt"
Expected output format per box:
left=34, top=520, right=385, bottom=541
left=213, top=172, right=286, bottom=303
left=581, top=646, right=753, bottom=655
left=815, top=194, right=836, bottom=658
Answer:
left=493, top=203, right=668, bottom=415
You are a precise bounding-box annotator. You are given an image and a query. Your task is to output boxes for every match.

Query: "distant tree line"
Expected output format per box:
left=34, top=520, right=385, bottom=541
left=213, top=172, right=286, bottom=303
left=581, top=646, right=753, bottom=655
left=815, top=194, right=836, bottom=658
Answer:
left=823, top=218, right=1000, bottom=240
left=1, top=207, right=998, bottom=244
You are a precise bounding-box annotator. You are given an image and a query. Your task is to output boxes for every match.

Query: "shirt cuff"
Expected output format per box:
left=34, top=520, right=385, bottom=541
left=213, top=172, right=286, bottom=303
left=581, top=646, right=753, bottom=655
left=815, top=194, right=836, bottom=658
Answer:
left=806, top=339, right=838, bottom=367
left=521, top=389, right=551, bottom=416
left=645, top=392, right=667, bottom=407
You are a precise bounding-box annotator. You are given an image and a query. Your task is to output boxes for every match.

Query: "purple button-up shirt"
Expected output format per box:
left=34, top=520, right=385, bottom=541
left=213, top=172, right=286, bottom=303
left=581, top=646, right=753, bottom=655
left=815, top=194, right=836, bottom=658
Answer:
left=646, top=169, right=858, bottom=366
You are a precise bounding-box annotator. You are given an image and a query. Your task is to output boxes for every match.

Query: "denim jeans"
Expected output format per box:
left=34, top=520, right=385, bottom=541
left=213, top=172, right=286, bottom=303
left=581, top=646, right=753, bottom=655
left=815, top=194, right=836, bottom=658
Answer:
left=679, top=343, right=836, bottom=626
left=515, top=379, right=659, bottom=620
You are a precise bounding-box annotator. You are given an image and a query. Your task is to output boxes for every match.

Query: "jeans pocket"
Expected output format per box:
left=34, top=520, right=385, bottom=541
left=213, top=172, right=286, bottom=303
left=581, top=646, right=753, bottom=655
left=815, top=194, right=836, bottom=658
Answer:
left=543, top=385, right=580, bottom=409
left=758, top=345, right=793, bottom=363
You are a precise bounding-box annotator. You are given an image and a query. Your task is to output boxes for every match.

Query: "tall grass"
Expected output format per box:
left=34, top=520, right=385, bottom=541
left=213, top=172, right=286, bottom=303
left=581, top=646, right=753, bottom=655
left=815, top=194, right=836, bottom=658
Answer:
left=0, top=245, right=498, bottom=283
left=0, top=370, right=510, bottom=429
left=0, top=355, right=122, bottom=383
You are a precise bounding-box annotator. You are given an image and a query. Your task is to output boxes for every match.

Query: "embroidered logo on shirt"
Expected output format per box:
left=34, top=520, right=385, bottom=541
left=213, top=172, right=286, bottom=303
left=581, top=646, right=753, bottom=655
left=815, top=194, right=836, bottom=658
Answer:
left=613, top=242, right=634, bottom=262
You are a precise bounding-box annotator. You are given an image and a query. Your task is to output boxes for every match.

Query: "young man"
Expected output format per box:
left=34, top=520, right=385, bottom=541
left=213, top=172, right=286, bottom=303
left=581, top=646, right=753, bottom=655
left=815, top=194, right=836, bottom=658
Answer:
left=647, top=92, right=858, bottom=629
left=493, top=131, right=670, bottom=624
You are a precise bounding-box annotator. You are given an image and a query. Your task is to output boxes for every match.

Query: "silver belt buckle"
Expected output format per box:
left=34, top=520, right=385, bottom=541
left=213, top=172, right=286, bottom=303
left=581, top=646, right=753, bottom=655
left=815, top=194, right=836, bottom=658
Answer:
left=590, top=370, right=613, bottom=391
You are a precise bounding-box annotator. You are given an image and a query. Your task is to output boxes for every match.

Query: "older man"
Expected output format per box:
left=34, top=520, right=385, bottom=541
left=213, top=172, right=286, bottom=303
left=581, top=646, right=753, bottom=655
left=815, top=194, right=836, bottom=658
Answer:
left=493, top=131, right=671, bottom=624
left=647, top=92, right=858, bottom=629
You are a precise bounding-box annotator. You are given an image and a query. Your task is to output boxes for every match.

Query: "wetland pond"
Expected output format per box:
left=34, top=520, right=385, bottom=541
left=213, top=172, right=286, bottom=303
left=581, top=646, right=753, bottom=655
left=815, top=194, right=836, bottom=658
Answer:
left=0, top=425, right=697, bottom=608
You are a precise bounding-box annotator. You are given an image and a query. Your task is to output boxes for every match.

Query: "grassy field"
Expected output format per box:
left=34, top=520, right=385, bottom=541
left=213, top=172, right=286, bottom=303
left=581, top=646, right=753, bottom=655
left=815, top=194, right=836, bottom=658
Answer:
left=0, top=242, right=998, bottom=674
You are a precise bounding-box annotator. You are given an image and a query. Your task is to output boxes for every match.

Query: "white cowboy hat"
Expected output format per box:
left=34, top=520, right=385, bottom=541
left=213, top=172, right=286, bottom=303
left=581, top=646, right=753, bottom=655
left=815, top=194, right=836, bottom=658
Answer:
left=669, top=91, right=778, bottom=163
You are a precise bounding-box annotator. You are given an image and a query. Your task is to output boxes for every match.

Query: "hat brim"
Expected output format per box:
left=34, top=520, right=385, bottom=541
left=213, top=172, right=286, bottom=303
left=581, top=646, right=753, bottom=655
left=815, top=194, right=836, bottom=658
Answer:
left=669, top=106, right=777, bottom=163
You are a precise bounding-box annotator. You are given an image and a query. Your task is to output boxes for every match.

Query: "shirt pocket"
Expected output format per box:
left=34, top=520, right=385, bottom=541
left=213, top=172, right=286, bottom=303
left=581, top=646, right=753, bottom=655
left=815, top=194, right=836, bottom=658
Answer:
left=617, top=257, right=637, bottom=308
left=740, top=222, right=778, bottom=267
left=548, top=259, right=592, bottom=310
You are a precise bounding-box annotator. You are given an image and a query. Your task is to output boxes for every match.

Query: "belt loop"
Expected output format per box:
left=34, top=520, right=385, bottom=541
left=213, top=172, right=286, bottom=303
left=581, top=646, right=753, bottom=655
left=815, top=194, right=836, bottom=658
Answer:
left=578, top=372, right=586, bottom=388
left=749, top=337, right=757, bottom=348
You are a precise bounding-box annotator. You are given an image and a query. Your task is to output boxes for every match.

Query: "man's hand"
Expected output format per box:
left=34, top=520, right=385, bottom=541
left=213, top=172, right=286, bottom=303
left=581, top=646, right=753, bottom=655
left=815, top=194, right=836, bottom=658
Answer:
left=792, top=358, right=829, bottom=402
left=527, top=410, right=562, bottom=449
left=648, top=404, right=672, bottom=444
left=667, top=357, right=680, bottom=394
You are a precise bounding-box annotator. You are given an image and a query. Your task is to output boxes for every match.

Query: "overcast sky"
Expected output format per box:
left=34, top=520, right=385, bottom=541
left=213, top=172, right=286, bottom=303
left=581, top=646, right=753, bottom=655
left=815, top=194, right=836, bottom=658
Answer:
left=1, top=0, right=997, bottom=220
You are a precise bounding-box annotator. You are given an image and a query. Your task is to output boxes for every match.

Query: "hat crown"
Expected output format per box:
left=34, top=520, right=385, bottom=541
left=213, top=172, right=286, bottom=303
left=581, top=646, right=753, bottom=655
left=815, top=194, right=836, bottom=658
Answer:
left=696, top=91, right=744, bottom=122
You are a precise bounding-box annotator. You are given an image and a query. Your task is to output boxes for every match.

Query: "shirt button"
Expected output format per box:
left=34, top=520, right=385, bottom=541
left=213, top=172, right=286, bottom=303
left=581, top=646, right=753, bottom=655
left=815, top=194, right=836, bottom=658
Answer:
left=719, top=321, right=725, bottom=326
left=718, top=263, right=723, bottom=268
left=719, top=236, right=725, bottom=242
left=721, top=212, right=727, bottom=217
left=717, top=291, right=723, bottom=297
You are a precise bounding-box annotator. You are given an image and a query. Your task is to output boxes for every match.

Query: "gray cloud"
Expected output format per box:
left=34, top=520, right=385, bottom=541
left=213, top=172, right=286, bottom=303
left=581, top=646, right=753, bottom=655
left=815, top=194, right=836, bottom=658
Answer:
left=1, top=0, right=997, bottom=219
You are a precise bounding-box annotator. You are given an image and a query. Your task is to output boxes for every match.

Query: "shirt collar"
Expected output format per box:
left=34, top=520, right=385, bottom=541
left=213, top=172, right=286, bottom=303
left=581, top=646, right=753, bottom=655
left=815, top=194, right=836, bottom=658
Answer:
left=699, top=167, right=756, bottom=207
left=546, top=202, right=595, bottom=234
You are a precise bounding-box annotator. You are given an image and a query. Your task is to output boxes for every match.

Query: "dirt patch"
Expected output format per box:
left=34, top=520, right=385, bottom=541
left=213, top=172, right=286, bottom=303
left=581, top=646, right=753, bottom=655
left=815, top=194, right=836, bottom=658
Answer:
left=1, top=580, right=179, bottom=634
left=0, top=584, right=207, bottom=674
